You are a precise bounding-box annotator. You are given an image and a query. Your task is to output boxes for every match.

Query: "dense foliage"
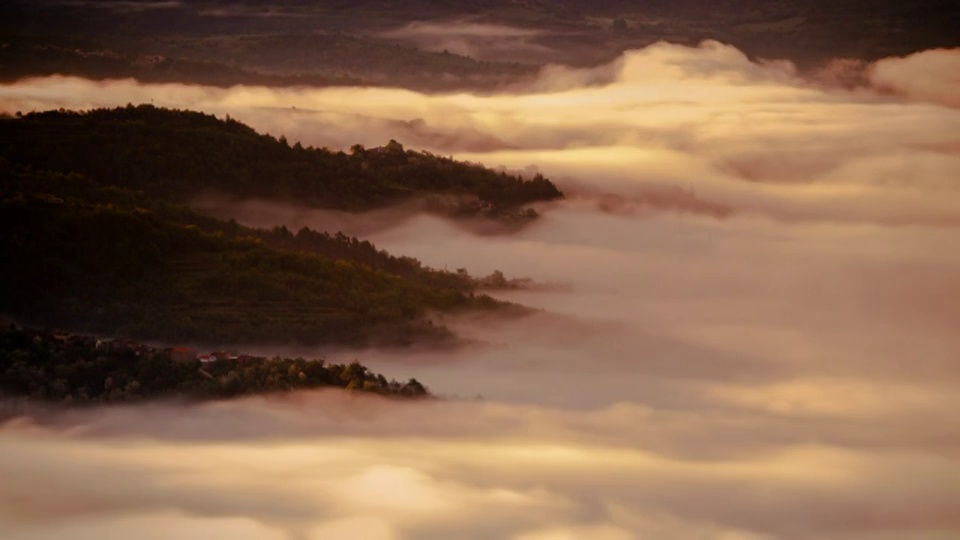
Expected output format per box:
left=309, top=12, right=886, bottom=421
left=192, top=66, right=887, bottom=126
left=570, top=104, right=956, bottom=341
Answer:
left=0, top=105, right=562, bottom=215
left=0, top=325, right=429, bottom=404
left=0, top=165, right=510, bottom=346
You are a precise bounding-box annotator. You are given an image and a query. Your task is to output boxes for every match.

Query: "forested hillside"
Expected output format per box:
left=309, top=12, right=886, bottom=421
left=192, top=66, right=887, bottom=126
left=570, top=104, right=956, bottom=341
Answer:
left=0, top=164, right=513, bottom=347
left=0, top=105, right=562, bottom=217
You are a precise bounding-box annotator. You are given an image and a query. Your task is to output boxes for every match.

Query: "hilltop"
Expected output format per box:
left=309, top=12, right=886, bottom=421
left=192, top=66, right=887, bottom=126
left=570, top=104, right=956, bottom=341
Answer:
left=0, top=105, right=562, bottom=221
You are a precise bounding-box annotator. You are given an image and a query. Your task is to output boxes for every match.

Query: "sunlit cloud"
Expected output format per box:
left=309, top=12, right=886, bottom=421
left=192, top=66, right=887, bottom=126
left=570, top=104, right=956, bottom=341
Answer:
left=2, top=395, right=959, bottom=539
left=869, top=48, right=960, bottom=109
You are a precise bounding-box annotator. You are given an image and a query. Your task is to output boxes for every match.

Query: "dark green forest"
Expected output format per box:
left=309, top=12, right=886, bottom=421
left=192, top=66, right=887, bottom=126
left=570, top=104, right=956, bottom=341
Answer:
left=0, top=105, right=562, bottom=216
left=0, top=163, right=517, bottom=346
left=0, top=325, right=429, bottom=404
left=0, top=105, right=554, bottom=347
left=0, top=106, right=543, bottom=404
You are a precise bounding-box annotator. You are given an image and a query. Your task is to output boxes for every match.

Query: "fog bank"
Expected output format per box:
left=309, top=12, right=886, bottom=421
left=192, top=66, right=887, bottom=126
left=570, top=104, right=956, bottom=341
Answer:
left=2, top=392, right=958, bottom=540
left=2, top=41, right=959, bottom=539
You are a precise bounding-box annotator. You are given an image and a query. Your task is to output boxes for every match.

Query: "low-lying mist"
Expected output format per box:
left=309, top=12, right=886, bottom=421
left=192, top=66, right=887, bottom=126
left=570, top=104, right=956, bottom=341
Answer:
left=2, top=389, right=958, bottom=540
left=2, top=41, right=959, bottom=539
left=379, top=21, right=552, bottom=63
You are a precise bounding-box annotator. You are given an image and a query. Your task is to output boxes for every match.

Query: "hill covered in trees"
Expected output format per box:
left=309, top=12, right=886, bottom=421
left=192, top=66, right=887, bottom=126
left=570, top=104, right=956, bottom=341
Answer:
left=0, top=105, right=562, bottom=219
left=0, top=324, right=429, bottom=405
left=0, top=163, right=519, bottom=347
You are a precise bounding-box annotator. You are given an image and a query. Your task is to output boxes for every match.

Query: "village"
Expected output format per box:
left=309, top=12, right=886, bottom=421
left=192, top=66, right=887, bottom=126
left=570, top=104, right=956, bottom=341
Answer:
left=9, top=322, right=265, bottom=366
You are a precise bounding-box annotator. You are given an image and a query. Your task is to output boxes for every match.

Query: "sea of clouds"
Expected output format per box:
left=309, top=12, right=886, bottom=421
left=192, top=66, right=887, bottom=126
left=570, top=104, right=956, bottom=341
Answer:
left=1, top=41, right=959, bottom=539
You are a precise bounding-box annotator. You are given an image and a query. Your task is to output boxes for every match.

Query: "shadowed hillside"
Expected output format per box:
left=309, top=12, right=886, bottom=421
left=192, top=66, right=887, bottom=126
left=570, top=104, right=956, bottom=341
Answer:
left=0, top=105, right=562, bottom=219
left=0, top=163, right=520, bottom=347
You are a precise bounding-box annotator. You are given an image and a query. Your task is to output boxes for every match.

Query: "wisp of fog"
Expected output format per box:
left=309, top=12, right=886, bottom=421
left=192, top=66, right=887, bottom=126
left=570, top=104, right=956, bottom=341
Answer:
left=1, top=41, right=959, bottom=540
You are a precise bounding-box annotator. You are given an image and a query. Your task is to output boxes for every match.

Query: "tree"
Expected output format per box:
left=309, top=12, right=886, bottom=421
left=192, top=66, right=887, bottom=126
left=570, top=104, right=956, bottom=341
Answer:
left=401, top=378, right=427, bottom=396
left=385, top=139, right=404, bottom=153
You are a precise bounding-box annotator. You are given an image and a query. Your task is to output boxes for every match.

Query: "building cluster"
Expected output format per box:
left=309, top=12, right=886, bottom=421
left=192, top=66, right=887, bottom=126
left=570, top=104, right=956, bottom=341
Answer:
left=195, top=351, right=256, bottom=364
left=10, top=324, right=259, bottom=365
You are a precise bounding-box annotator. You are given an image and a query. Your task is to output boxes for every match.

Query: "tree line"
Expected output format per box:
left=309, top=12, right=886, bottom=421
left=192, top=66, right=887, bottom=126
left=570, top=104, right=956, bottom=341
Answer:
left=0, top=164, right=516, bottom=346
left=0, top=105, right=562, bottom=216
left=0, top=324, right=429, bottom=405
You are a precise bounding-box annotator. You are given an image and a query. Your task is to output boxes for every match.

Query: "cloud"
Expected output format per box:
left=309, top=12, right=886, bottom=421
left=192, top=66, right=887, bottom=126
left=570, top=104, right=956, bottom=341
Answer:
left=379, top=21, right=552, bottom=62
left=196, top=6, right=306, bottom=18
left=869, top=48, right=960, bottom=109
left=1, top=394, right=959, bottom=539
